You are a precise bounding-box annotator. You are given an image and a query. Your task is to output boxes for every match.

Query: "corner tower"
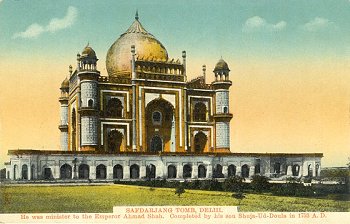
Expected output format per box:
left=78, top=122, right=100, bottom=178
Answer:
left=77, top=45, right=100, bottom=151
left=212, top=58, right=233, bottom=152
left=58, top=72, right=70, bottom=151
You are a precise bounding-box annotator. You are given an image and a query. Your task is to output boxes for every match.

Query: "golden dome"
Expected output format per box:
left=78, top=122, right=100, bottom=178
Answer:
left=106, top=14, right=168, bottom=77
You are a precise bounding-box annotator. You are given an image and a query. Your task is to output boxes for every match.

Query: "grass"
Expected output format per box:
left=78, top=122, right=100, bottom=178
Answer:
left=0, top=184, right=349, bottom=213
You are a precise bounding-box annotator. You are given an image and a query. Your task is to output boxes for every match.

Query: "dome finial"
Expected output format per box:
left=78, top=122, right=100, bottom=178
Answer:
left=135, top=10, right=139, bottom=20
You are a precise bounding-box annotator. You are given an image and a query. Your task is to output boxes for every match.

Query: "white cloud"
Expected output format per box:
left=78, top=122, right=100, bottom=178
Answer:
left=302, top=17, right=333, bottom=32
left=243, top=16, right=287, bottom=32
left=46, top=6, right=77, bottom=32
left=13, top=6, right=78, bottom=39
left=12, top=23, right=45, bottom=39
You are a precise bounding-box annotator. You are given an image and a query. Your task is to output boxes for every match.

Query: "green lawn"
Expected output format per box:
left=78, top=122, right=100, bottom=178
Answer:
left=0, top=184, right=349, bottom=213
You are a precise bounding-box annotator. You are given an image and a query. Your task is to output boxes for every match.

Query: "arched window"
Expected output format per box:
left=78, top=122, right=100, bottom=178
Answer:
left=106, top=98, right=123, bottom=118
left=43, top=167, right=52, bottom=180
left=113, top=165, right=123, bottom=179
left=168, top=165, right=177, bottom=178
left=198, top=165, right=207, bottom=178
left=183, top=164, right=192, bottom=179
left=88, top=99, right=94, bottom=107
left=108, top=130, right=123, bottom=153
left=292, top=164, right=300, bottom=176
left=146, top=164, right=156, bottom=179
left=213, top=164, right=224, bottom=178
left=194, top=102, right=207, bottom=121
left=96, top=164, right=107, bottom=179
left=152, top=111, right=162, bottom=124
left=315, top=164, right=319, bottom=177
left=71, top=108, right=77, bottom=151
left=228, top=165, right=236, bottom=177
left=60, top=164, right=72, bottom=179
left=130, top=164, right=140, bottom=179
left=194, top=131, right=207, bottom=153
left=308, top=164, right=313, bottom=177
left=223, top=106, right=228, bottom=113
left=22, top=164, right=28, bottom=180
left=78, top=164, right=89, bottom=179
left=150, top=136, right=162, bottom=152
left=274, top=162, right=281, bottom=174
left=241, top=164, right=249, bottom=178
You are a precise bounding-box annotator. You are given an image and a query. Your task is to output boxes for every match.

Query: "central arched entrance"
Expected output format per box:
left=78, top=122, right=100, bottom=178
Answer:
left=145, top=98, right=174, bottom=152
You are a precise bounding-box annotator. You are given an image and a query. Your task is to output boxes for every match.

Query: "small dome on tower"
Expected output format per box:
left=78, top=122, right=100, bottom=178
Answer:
left=60, top=77, right=69, bottom=89
left=214, top=58, right=230, bottom=72
left=81, top=44, right=97, bottom=59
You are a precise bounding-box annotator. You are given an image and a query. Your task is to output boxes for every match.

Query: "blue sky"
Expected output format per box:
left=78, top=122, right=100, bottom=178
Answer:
left=1, top=0, right=350, bottom=63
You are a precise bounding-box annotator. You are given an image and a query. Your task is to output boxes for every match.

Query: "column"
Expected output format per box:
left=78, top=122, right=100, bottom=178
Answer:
left=107, top=165, right=113, bottom=180
left=89, top=165, right=96, bottom=179
left=131, top=45, right=137, bottom=151
left=123, top=165, right=130, bottom=179
left=28, top=163, right=32, bottom=180
left=53, top=165, right=60, bottom=179
left=236, top=166, right=242, bottom=177
left=156, top=164, right=163, bottom=178
left=286, top=165, right=292, bottom=176
left=192, top=164, right=198, bottom=179
left=249, top=166, right=255, bottom=178
left=140, top=165, right=146, bottom=179
left=223, top=165, right=228, bottom=178
left=177, top=164, right=183, bottom=179
left=207, top=164, right=213, bottom=178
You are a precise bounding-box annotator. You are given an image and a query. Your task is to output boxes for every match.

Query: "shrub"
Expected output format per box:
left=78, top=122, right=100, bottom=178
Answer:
left=232, top=191, right=245, bottom=205
left=175, top=184, right=185, bottom=197
left=251, top=175, right=270, bottom=193
left=223, top=176, right=245, bottom=192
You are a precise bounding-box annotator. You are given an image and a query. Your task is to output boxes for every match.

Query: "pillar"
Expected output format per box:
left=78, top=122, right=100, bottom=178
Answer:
left=131, top=45, right=137, bottom=151
left=287, top=165, right=292, bottom=176
left=107, top=165, right=113, bottom=180
left=192, top=164, right=198, bottom=179
left=207, top=164, right=213, bottom=178
left=89, top=165, right=96, bottom=179
left=249, top=166, right=255, bottom=178
left=140, top=165, right=146, bottom=179
left=156, top=164, right=163, bottom=178
left=123, top=165, right=130, bottom=179
left=177, top=164, right=183, bottom=179
left=236, top=166, right=242, bottom=177
left=223, top=165, right=228, bottom=178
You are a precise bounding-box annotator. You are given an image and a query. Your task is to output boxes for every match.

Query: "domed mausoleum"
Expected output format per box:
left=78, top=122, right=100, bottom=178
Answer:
left=5, top=13, right=322, bottom=181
